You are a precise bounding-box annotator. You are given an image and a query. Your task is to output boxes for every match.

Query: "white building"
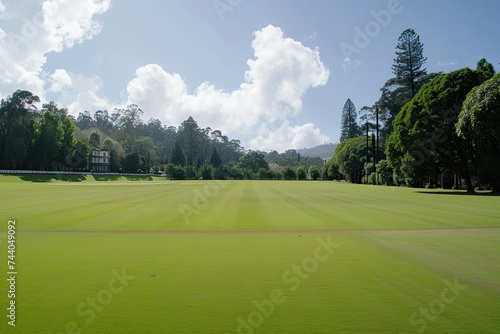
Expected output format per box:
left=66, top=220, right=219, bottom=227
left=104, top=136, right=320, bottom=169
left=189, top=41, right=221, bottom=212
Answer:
left=89, top=149, right=110, bottom=172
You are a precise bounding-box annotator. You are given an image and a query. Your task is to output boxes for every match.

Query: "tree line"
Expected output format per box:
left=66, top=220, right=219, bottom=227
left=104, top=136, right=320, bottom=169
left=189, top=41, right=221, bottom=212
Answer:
left=331, top=28, right=499, bottom=192
left=0, top=94, right=327, bottom=180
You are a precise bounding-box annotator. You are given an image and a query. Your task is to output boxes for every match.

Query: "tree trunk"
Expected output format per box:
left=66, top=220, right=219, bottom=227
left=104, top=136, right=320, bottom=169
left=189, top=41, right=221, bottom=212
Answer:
left=375, top=107, right=379, bottom=185
left=464, top=169, right=475, bottom=193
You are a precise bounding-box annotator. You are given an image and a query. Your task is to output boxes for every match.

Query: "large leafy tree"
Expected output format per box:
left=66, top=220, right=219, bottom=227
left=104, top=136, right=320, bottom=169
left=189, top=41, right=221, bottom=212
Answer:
left=331, top=136, right=367, bottom=183
left=340, top=98, right=361, bottom=142
left=178, top=116, right=201, bottom=166
left=32, top=111, right=64, bottom=170
left=386, top=67, right=487, bottom=191
left=70, top=139, right=91, bottom=170
left=170, top=141, right=186, bottom=167
left=457, top=73, right=500, bottom=192
left=121, top=152, right=141, bottom=173
left=94, top=110, right=113, bottom=134
left=238, top=151, right=269, bottom=174
left=76, top=111, right=94, bottom=129
left=209, top=146, right=222, bottom=168
left=0, top=90, right=40, bottom=168
left=476, top=58, right=495, bottom=81
left=377, top=29, right=437, bottom=140
left=44, top=103, right=78, bottom=170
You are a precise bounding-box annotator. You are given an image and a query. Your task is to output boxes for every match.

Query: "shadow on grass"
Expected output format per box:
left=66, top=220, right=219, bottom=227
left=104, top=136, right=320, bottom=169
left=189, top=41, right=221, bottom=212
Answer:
left=19, top=174, right=87, bottom=182
left=92, top=175, right=121, bottom=181
left=125, top=175, right=153, bottom=181
left=416, top=190, right=500, bottom=196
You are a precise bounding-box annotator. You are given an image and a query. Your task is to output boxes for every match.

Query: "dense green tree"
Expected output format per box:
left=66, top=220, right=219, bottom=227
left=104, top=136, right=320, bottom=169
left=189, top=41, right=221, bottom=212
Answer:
left=70, top=139, right=91, bottom=170
left=282, top=166, right=297, bottom=180
left=200, top=163, right=213, bottom=180
left=32, top=111, right=64, bottom=170
left=4, top=124, right=29, bottom=169
left=76, top=111, right=94, bottom=129
left=386, top=68, right=485, bottom=191
left=136, top=136, right=157, bottom=168
left=457, top=73, right=500, bottom=192
left=60, top=117, right=77, bottom=164
left=258, top=168, right=273, bottom=180
left=309, top=166, right=321, bottom=180
left=324, top=159, right=341, bottom=181
left=101, top=138, right=120, bottom=172
left=209, top=146, right=222, bottom=168
left=173, top=166, right=186, bottom=180
left=183, top=165, right=197, bottom=179
left=331, top=136, right=367, bottom=184
left=476, top=58, right=495, bottom=81
left=296, top=166, right=307, bottom=180
left=121, top=152, right=140, bottom=173
left=228, top=166, right=245, bottom=179
left=284, top=149, right=299, bottom=161
left=165, top=163, right=176, bottom=179
left=238, top=151, right=269, bottom=173
left=42, top=103, right=79, bottom=170
left=0, top=90, right=40, bottom=169
left=94, top=110, right=113, bottom=134
left=178, top=116, right=201, bottom=166
left=170, top=141, right=186, bottom=167
left=375, top=160, right=392, bottom=186
left=340, top=98, right=361, bottom=142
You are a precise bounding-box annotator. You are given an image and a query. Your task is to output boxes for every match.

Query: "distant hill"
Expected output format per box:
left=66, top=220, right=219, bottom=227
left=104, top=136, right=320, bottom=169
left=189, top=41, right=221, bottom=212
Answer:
left=298, top=143, right=337, bottom=160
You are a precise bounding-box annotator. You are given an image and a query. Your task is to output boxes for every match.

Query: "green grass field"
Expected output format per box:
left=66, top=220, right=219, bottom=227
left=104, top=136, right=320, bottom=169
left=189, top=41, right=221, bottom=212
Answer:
left=1, top=175, right=499, bottom=333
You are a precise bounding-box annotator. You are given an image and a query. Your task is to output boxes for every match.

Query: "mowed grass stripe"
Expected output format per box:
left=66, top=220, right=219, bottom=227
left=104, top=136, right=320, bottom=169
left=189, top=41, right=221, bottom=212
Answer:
left=3, top=180, right=500, bottom=232
left=1, top=177, right=499, bottom=333
left=262, top=181, right=375, bottom=230
left=12, top=232, right=497, bottom=333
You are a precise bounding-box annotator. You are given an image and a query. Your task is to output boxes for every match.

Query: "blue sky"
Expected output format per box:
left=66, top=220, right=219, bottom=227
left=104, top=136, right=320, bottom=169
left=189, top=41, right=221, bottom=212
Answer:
left=1, top=0, right=499, bottom=151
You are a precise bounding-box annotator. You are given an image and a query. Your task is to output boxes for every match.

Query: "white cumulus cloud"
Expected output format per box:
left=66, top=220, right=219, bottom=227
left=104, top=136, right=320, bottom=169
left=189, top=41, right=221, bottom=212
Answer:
left=0, top=3, right=330, bottom=151
left=126, top=25, right=330, bottom=151
left=0, top=0, right=111, bottom=100
left=48, top=69, right=72, bottom=92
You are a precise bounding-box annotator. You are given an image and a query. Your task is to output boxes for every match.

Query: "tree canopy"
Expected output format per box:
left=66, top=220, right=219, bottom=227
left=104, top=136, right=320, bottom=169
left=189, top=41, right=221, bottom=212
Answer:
left=457, top=73, right=500, bottom=192
left=386, top=67, right=486, bottom=191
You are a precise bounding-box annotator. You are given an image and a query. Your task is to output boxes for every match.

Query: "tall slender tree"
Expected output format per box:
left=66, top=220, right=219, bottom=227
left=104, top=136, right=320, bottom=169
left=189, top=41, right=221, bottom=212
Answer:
left=392, top=28, right=428, bottom=98
left=359, top=106, right=376, bottom=174
left=178, top=116, right=200, bottom=166
left=340, top=98, right=361, bottom=142
left=170, top=141, right=186, bottom=167
left=209, top=146, right=222, bottom=168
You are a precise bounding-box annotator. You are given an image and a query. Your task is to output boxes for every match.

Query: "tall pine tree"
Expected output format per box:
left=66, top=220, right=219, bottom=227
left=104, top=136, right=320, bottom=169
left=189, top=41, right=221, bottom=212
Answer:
left=209, top=146, right=222, bottom=168
left=378, top=28, right=432, bottom=139
left=392, top=28, right=427, bottom=98
left=339, top=98, right=360, bottom=142
left=170, top=141, right=186, bottom=167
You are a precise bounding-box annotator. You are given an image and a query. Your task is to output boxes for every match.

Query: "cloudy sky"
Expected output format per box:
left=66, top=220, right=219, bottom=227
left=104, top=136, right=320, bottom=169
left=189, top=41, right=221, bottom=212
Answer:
left=0, top=0, right=499, bottom=151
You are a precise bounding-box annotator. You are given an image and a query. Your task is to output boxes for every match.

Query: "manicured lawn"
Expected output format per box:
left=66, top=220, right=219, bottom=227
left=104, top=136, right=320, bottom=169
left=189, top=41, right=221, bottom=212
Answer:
left=1, top=176, right=499, bottom=333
